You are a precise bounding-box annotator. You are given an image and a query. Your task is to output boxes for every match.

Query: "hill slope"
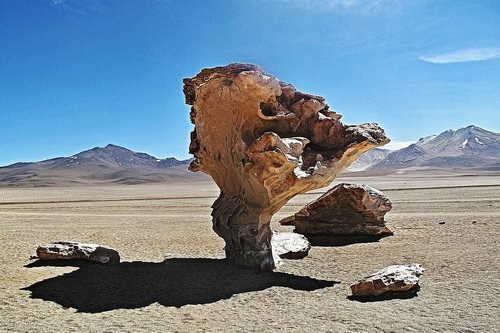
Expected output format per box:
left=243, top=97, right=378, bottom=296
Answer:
left=346, top=148, right=391, bottom=171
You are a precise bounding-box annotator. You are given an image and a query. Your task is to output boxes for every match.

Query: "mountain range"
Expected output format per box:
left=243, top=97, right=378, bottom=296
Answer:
left=368, top=125, right=499, bottom=171
left=0, top=144, right=200, bottom=187
left=0, top=125, right=498, bottom=187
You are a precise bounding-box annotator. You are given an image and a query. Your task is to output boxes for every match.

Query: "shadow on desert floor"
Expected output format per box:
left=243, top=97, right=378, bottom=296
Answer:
left=346, top=285, right=421, bottom=303
left=23, top=258, right=339, bottom=313
left=306, top=234, right=388, bottom=247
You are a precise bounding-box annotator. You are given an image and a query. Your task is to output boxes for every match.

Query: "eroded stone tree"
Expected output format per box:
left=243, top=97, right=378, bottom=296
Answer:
left=184, top=64, right=389, bottom=271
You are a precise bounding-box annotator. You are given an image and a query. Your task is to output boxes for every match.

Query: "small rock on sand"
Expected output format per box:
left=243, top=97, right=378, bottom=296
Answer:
left=36, top=241, right=120, bottom=265
left=271, top=231, right=311, bottom=260
left=350, top=263, right=424, bottom=300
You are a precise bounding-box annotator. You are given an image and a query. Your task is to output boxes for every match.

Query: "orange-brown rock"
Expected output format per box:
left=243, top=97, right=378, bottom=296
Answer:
left=184, top=64, right=389, bottom=271
left=350, top=264, right=424, bottom=299
left=280, top=183, right=393, bottom=239
left=36, top=241, right=120, bottom=265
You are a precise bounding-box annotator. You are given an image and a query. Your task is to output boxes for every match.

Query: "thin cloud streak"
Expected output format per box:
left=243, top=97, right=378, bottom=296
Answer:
left=49, top=0, right=106, bottom=15
left=266, top=0, right=402, bottom=13
left=420, top=48, right=500, bottom=64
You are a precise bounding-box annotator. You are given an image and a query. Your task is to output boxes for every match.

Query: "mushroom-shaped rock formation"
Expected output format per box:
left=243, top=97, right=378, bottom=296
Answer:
left=280, top=183, right=393, bottom=241
left=184, top=64, right=389, bottom=271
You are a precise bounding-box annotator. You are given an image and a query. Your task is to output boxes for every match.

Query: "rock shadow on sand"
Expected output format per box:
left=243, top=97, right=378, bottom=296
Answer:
left=23, top=258, right=338, bottom=313
left=305, top=234, right=387, bottom=247
left=347, top=285, right=421, bottom=302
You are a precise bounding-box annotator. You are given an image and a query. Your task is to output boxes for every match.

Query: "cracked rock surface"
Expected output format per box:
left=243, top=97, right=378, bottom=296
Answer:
left=280, top=183, right=393, bottom=239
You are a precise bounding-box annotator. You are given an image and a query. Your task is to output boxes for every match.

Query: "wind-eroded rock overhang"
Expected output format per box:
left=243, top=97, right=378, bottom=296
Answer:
left=183, top=63, right=389, bottom=271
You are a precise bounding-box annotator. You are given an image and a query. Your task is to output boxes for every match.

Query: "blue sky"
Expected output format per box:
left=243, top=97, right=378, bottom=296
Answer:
left=1, top=0, right=499, bottom=165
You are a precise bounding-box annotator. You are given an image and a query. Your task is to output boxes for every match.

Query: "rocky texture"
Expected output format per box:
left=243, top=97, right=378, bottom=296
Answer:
left=271, top=231, right=311, bottom=260
left=184, top=63, right=389, bottom=271
left=280, top=183, right=393, bottom=241
left=36, top=241, right=120, bottom=265
left=350, top=264, right=424, bottom=300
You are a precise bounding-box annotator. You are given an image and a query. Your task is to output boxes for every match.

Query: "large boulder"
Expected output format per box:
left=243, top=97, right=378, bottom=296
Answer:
left=271, top=231, right=311, bottom=260
left=36, top=241, right=120, bottom=265
left=350, top=264, right=424, bottom=299
left=184, top=63, right=389, bottom=271
left=280, top=183, right=393, bottom=239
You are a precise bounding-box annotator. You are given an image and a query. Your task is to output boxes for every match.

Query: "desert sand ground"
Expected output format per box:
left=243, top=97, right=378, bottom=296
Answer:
left=0, top=171, right=499, bottom=332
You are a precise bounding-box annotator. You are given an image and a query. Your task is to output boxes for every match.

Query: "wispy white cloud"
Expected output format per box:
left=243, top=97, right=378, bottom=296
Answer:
left=267, top=0, right=401, bottom=13
left=420, top=48, right=500, bottom=64
left=49, top=0, right=106, bottom=15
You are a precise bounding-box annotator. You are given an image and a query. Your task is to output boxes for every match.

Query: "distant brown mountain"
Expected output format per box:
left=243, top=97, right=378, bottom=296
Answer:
left=370, top=125, right=499, bottom=171
left=0, top=144, right=207, bottom=187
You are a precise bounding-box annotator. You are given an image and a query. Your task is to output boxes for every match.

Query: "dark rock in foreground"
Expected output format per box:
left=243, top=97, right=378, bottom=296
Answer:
left=280, top=183, right=393, bottom=239
left=36, top=241, right=120, bottom=265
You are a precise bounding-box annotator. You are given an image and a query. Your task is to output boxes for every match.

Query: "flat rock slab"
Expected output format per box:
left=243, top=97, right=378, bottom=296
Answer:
left=36, top=241, right=120, bottom=265
left=350, top=264, right=424, bottom=300
left=271, top=231, right=311, bottom=259
left=280, top=183, right=393, bottom=239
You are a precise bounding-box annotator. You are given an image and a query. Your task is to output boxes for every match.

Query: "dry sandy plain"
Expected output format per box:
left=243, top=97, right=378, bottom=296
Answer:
left=0, top=171, right=499, bottom=332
